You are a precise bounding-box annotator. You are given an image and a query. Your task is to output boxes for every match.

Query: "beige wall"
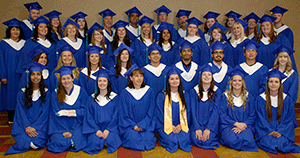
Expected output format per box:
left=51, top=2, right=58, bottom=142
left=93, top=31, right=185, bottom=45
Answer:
left=0, top=0, right=299, bottom=101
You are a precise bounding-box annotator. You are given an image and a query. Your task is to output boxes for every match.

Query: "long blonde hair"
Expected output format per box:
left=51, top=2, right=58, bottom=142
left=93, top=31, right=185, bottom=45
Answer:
left=273, top=52, right=293, bottom=75
left=140, top=23, right=154, bottom=43
left=230, top=22, right=245, bottom=44
left=226, top=76, right=248, bottom=110
left=63, top=23, right=80, bottom=38
left=55, top=51, right=79, bottom=79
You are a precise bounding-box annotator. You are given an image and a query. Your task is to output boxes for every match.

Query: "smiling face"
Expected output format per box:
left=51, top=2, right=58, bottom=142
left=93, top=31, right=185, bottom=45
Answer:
left=103, top=16, right=113, bottom=28
left=60, top=74, right=74, bottom=89
left=268, top=77, right=281, bottom=92
left=10, top=27, right=20, bottom=39
left=51, top=18, right=60, bottom=28
left=211, top=49, right=224, bottom=62
left=142, top=23, right=151, bottom=36
left=66, top=24, right=76, bottom=37
left=273, top=13, right=283, bottom=23
left=187, top=24, right=197, bottom=36
left=37, top=23, right=48, bottom=37
left=168, top=74, right=180, bottom=88
left=178, top=16, right=188, bottom=28
left=244, top=49, right=257, bottom=61
left=97, top=77, right=108, bottom=91
left=180, top=48, right=193, bottom=60
left=30, top=71, right=42, bottom=85
left=77, top=18, right=86, bottom=30
left=261, top=22, right=272, bottom=36
left=117, top=27, right=126, bottom=39
left=201, top=71, right=213, bottom=84
left=148, top=50, right=161, bottom=63
left=61, top=51, right=73, bottom=65
left=158, top=12, right=168, bottom=23
left=93, top=30, right=104, bottom=43
left=30, top=9, right=40, bottom=21
left=212, top=28, right=222, bottom=41
left=89, top=54, right=100, bottom=65
left=206, top=18, right=216, bottom=29
left=120, top=49, right=129, bottom=63
left=247, top=19, right=257, bottom=29
left=227, top=18, right=235, bottom=28
left=129, top=13, right=139, bottom=25
left=233, top=23, right=242, bottom=36
left=130, top=71, right=144, bottom=88
left=277, top=52, right=289, bottom=66
left=37, top=53, right=48, bottom=66
left=162, top=29, right=171, bottom=41
left=231, top=75, right=243, bottom=91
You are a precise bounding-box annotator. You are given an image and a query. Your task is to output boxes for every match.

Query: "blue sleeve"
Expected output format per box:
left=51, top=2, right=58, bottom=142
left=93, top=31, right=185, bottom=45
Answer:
left=287, top=71, right=299, bottom=105
left=106, top=96, right=119, bottom=132
left=82, top=97, right=98, bottom=134
left=75, top=88, right=88, bottom=124
left=243, top=95, right=256, bottom=131
left=136, top=89, right=156, bottom=130
left=219, top=94, right=236, bottom=126
left=155, top=92, right=165, bottom=130
left=189, top=89, right=201, bottom=131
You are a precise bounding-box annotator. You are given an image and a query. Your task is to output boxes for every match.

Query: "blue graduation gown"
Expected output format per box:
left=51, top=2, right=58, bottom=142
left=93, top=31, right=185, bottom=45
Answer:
left=118, top=86, right=156, bottom=151
left=175, top=61, right=199, bottom=92
left=47, top=85, right=88, bottom=153
left=56, top=37, right=86, bottom=68
left=21, top=19, right=33, bottom=40
left=142, top=64, right=168, bottom=96
left=83, top=93, right=121, bottom=154
left=219, top=93, right=258, bottom=152
left=255, top=94, right=300, bottom=154
left=155, top=92, right=192, bottom=153
left=49, top=70, right=79, bottom=92
left=79, top=67, right=100, bottom=96
left=98, top=44, right=114, bottom=69
left=103, top=29, right=114, bottom=45
left=109, top=67, right=127, bottom=95
left=274, top=25, right=294, bottom=48
left=5, top=89, right=50, bottom=155
left=131, top=38, right=152, bottom=67
left=190, top=85, right=221, bottom=149
left=152, top=25, right=180, bottom=42
left=51, top=32, right=61, bottom=43
left=282, top=70, right=299, bottom=106
left=227, top=38, right=250, bottom=67
left=19, top=69, right=51, bottom=91
left=126, top=25, right=138, bottom=42
left=0, top=39, right=25, bottom=111
left=207, top=62, right=232, bottom=92
left=159, top=42, right=180, bottom=66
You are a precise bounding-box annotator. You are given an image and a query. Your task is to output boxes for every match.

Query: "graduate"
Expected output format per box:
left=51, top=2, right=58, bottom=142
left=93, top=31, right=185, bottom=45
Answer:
left=5, top=62, right=50, bottom=155
left=47, top=66, right=88, bottom=153
left=0, top=18, right=26, bottom=125
left=118, top=65, right=156, bottom=151
left=109, top=20, right=131, bottom=53
left=22, top=2, right=42, bottom=40
left=110, top=43, right=133, bottom=94
left=125, top=7, right=142, bottom=42
left=56, top=18, right=86, bottom=68
left=156, top=66, right=192, bottom=153
left=152, top=5, right=180, bottom=42
left=70, top=11, right=89, bottom=44
left=82, top=69, right=121, bottom=154
left=142, top=43, right=169, bottom=96
left=271, top=6, right=294, bottom=48
left=235, top=40, right=268, bottom=98
left=255, top=69, right=300, bottom=154
left=207, top=22, right=227, bottom=46
left=224, top=11, right=242, bottom=40
left=79, top=45, right=104, bottom=96
left=131, top=16, right=155, bottom=67
left=219, top=68, right=258, bottom=152
left=44, top=10, right=63, bottom=43
left=176, top=9, right=192, bottom=38
left=243, top=12, right=260, bottom=40
left=182, top=17, right=209, bottom=66
left=98, top=9, right=116, bottom=45
left=203, top=11, right=221, bottom=43
left=190, top=64, right=221, bottom=150
left=174, top=41, right=199, bottom=92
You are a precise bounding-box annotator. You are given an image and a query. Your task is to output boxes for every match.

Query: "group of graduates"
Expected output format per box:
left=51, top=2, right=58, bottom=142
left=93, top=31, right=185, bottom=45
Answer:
left=1, top=1, right=299, bottom=155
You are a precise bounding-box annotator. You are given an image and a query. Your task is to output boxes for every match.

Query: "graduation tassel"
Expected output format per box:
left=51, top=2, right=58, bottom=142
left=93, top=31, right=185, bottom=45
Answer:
left=157, top=14, right=159, bottom=25
left=146, top=48, right=148, bottom=64
left=86, top=52, right=89, bottom=68
left=29, top=7, right=32, bottom=21
left=177, top=19, right=179, bottom=30
left=115, top=56, right=117, bottom=65
left=94, top=79, right=98, bottom=94
left=186, top=24, right=188, bottom=37
left=257, top=23, right=260, bottom=35
left=137, top=25, right=140, bottom=37
left=102, top=17, right=104, bottom=27
left=163, top=75, right=166, bottom=91
left=26, top=70, right=29, bottom=88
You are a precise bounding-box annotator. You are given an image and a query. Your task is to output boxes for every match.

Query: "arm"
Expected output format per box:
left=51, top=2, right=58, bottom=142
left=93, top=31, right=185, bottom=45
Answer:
left=136, top=89, right=155, bottom=131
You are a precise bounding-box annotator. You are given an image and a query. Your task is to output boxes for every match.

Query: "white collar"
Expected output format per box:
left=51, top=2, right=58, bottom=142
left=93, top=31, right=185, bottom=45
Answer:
left=247, top=33, right=255, bottom=40
left=226, top=32, right=231, bottom=39
left=64, top=85, right=80, bottom=105
left=120, top=67, right=127, bottom=76
left=175, top=61, right=198, bottom=82
left=212, top=61, right=223, bottom=69
left=260, top=92, right=287, bottom=108
left=274, top=25, right=289, bottom=34
left=79, top=30, right=85, bottom=38
left=3, top=39, right=25, bottom=51
left=37, top=38, right=51, bottom=48
left=184, top=36, right=200, bottom=43
left=194, top=85, right=218, bottom=101
left=240, top=62, right=263, bottom=75
left=171, top=92, right=179, bottom=102
left=126, top=24, right=141, bottom=37
left=225, top=91, right=248, bottom=107
left=144, top=38, right=152, bottom=47
left=21, top=88, right=48, bottom=101
left=261, top=36, right=270, bottom=45
left=81, top=67, right=99, bottom=80
left=63, top=37, right=83, bottom=50
left=144, top=63, right=166, bottom=77
left=23, top=19, right=34, bottom=30
left=42, top=69, right=49, bottom=79
left=178, top=28, right=186, bottom=38
left=125, top=85, right=150, bottom=100
left=104, top=29, right=115, bottom=42
left=92, top=92, right=117, bottom=106
left=208, top=62, right=228, bottom=83
left=204, top=33, right=211, bottom=43
left=282, top=69, right=294, bottom=83
left=161, top=41, right=175, bottom=51
left=154, top=24, right=160, bottom=30
left=231, top=36, right=247, bottom=48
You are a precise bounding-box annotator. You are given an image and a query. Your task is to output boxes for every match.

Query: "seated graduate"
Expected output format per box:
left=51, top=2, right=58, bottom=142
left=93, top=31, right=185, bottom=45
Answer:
left=44, top=10, right=63, bottom=43
left=155, top=66, right=192, bottom=153
left=79, top=45, right=105, bottom=96
left=70, top=11, right=89, bottom=44
left=118, top=64, right=156, bottom=151
left=174, top=40, right=199, bottom=92
left=125, top=6, right=142, bottom=42
left=21, top=2, right=42, bottom=40
left=142, top=43, right=169, bottom=96
left=110, top=43, right=133, bottom=94
left=219, top=68, right=258, bottom=152
left=47, top=66, right=88, bottom=153
left=190, top=64, right=221, bottom=150
left=255, top=69, right=300, bottom=154
left=5, top=62, right=50, bottom=155
left=82, top=69, right=121, bottom=154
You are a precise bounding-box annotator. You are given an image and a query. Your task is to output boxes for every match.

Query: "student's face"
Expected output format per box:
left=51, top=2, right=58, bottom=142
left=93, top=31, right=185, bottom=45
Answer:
left=206, top=18, right=216, bottom=29
left=244, top=49, right=257, bottom=60
left=273, top=13, right=283, bottom=23
left=30, top=9, right=40, bottom=21
left=268, top=77, right=280, bottom=92
left=120, top=50, right=129, bottom=63
left=162, top=29, right=171, bottom=41
left=61, top=75, right=74, bottom=89
left=180, top=48, right=193, bottom=60
left=77, top=18, right=86, bottom=30
left=169, top=74, right=180, bottom=88
left=142, top=23, right=151, bottom=36
left=130, top=73, right=144, bottom=87
left=30, top=71, right=42, bottom=85
left=129, top=13, right=139, bottom=25
left=97, top=77, right=108, bottom=90
left=89, top=54, right=100, bottom=65
left=61, top=51, right=73, bottom=65
left=261, top=22, right=272, bottom=36
left=247, top=19, right=257, bottom=29
left=51, top=18, right=60, bottom=28
left=158, top=12, right=168, bottom=23
left=93, top=30, right=103, bottom=43
left=233, top=24, right=242, bottom=36
left=10, top=27, right=20, bottom=39
left=211, top=49, right=224, bottom=62
left=117, top=27, right=126, bottom=39
left=201, top=72, right=212, bottom=84
left=178, top=16, right=188, bottom=28
left=227, top=18, right=235, bottom=28
left=231, top=75, right=243, bottom=90
left=212, top=29, right=221, bottom=41
left=103, top=16, right=113, bottom=28
left=37, top=53, right=48, bottom=66
left=37, top=23, right=48, bottom=37
left=278, top=53, right=288, bottom=66
left=148, top=51, right=161, bottom=63
left=187, top=24, right=197, bottom=36
left=66, top=24, right=76, bottom=37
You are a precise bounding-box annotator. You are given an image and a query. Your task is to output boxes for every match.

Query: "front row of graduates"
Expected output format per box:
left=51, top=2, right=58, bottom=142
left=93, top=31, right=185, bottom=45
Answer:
left=5, top=61, right=300, bottom=155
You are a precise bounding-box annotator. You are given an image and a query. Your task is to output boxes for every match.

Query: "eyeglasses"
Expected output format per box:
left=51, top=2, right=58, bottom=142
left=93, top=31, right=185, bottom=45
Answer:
left=213, top=51, right=224, bottom=54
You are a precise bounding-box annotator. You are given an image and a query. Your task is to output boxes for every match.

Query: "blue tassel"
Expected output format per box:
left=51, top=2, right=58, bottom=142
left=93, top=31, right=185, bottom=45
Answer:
left=56, top=76, right=58, bottom=88
left=128, top=15, right=130, bottom=23
left=26, top=70, right=29, bottom=88
left=94, top=79, right=98, bottom=94
left=146, top=48, right=148, bottom=64
left=102, top=17, right=104, bottom=27
left=115, top=56, right=117, bottom=65
left=157, top=14, right=159, bottom=25
left=163, top=75, right=166, bottom=91
left=29, top=7, right=31, bottom=21
left=186, top=24, right=188, bottom=37
left=137, top=25, right=140, bottom=37
left=86, top=52, right=89, bottom=68
left=177, top=19, right=179, bottom=30
left=257, top=23, right=260, bottom=35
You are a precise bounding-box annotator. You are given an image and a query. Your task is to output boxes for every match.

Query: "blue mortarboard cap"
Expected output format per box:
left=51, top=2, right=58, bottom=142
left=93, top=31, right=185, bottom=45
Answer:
left=54, top=66, right=76, bottom=77
left=260, top=14, right=277, bottom=23
left=55, top=43, right=75, bottom=55
left=272, top=44, right=294, bottom=57
left=24, top=2, right=42, bottom=11
left=113, top=43, right=134, bottom=56
left=2, top=18, right=22, bottom=27
left=208, top=22, right=227, bottom=32
left=203, top=11, right=220, bottom=19
left=148, top=43, right=163, bottom=55
left=244, top=40, right=260, bottom=51
left=61, top=18, right=80, bottom=30
left=243, top=12, right=260, bottom=23
left=124, top=64, right=140, bottom=78
left=209, top=40, right=227, bottom=51
left=27, top=44, right=48, bottom=59
left=186, top=17, right=203, bottom=27
left=137, top=16, right=154, bottom=26
left=98, top=9, right=116, bottom=18
left=70, top=11, right=87, bottom=20
left=111, top=20, right=129, bottom=30
left=176, top=9, right=192, bottom=18
left=23, top=62, right=46, bottom=73
left=162, top=66, right=183, bottom=79
left=87, top=22, right=104, bottom=36
left=154, top=5, right=172, bottom=15
left=125, top=7, right=142, bottom=17
left=30, top=16, right=49, bottom=27
left=225, top=11, right=242, bottom=19
left=227, top=67, right=248, bottom=78
left=86, top=45, right=104, bottom=55
left=157, top=21, right=174, bottom=32
left=199, top=64, right=213, bottom=74
left=44, top=10, right=62, bottom=20
left=234, top=18, right=248, bottom=30
left=270, top=6, right=288, bottom=15
left=264, top=69, right=286, bottom=80
left=177, top=40, right=195, bottom=50
left=92, top=68, right=114, bottom=81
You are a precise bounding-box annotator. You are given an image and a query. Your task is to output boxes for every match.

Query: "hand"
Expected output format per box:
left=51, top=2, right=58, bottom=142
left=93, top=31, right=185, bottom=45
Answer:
left=63, top=132, right=72, bottom=138
left=102, top=130, right=110, bottom=139
left=133, top=125, right=142, bottom=132
left=273, top=132, right=282, bottom=138
left=173, top=125, right=182, bottom=134
left=96, top=130, right=103, bottom=138
left=202, top=129, right=211, bottom=141
left=268, top=131, right=275, bottom=136
left=195, top=130, right=203, bottom=141
left=234, top=122, right=247, bottom=131
left=57, top=110, right=76, bottom=117
left=1, top=79, right=7, bottom=84
left=25, top=126, right=38, bottom=137
left=232, top=127, right=242, bottom=134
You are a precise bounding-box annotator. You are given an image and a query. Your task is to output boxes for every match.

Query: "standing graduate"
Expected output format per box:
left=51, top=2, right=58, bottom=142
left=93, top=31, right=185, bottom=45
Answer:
left=56, top=18, right=86, bottom=68
left=243, top=12, right=260, bottom=40
left=203, top=11, right=221, bottom=43
left=131, top=16, right=155, bottom=67
left=176, top=9, right=192, bottom=38
left=125, top=7, right=142, bottom=42
left=156, top=66, right=192, bottom=153
left=83, top=69, right=121, bottom=154
left=142, top=43, right=169, bottom=96
left=5, top=62, right=50, bottom=155
left=224, top=11, right=242, bottom=40
left=118, top=65, right=156, bottom=151
left=79, top=45, right=104, bottom=96
left=255, top=69, right=300, bottom=154
left=47, top=66, right=88, bottom=153
left=44, top=10, right=63, bottom=43
left=0, top=18, right=26, bottom=126
left=22, top=2, right=42, bottom=40
left=190, top=64, right=221, bottom=150
left=219, top=68, right=258, bottom=152
left=70, top=11, right=89, bottom=44
left=98, top=9, right=116, bottom=45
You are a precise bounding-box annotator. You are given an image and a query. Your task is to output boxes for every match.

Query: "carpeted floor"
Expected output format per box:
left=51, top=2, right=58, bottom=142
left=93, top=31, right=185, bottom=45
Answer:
left=0, top=109, right=300, bottom=158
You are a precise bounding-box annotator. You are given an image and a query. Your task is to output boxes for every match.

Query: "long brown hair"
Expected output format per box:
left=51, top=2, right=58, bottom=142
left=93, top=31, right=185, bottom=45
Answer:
left=208, top=28, right=225, bottom=45
left=266, top=80, right=284, bottom=123
left=57, top=75, right=74, bottom=104
left=32, top=53, right=49, bottom=66
left=49, top=18, right=62, bottom=39
left=204, top=19, right=218, bottom=33
left=165, top=74, right=187, bottom=109
left=198, top=73, right=217, bottom=102
left=245, top=20, right=258, bottom=38
left=115, top=49, right=132, bottom=78
left=91, top=29, right=107, bottom=54
left=87, top=54, right=102, bottom=81
left=111, top=28, right=131, bottom=51
left=256, top=22, right=277, bottom=43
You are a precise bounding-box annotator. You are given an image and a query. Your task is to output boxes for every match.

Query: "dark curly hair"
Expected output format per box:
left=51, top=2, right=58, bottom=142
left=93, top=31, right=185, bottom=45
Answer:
left=32, top=24, right=55, bottom=43
left=158, top=29, right=173, bottom=50
left=5, top=26, right=24, bottom=39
